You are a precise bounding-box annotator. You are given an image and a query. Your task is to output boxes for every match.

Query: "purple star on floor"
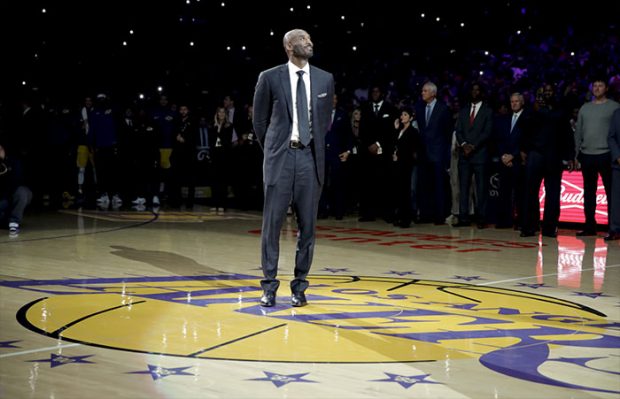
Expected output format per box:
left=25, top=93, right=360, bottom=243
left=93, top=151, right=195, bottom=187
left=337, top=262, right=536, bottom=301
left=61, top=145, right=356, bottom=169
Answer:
left=127, top=364, right=194, bottom=380
left=451, top=275, right=485, bottom=281
left=28, top=354, right=95, bottom=368
left=384, top=270, right=419, bottom=276
left=515, top=282, right=548, bottom=289
left=320, top=267, right=350, bottom=273
left=572, top=292, right=609, bottom=299
left=371, top=372, right=441, bottom=389
left=0, top=340, right=21, bottom=348
left=248, top=371, right=316, bottom=387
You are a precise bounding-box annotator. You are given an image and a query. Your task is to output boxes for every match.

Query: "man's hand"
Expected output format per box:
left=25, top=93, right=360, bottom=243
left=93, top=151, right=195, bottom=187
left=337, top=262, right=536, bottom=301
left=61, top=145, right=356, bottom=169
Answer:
left=501, top=153, right=514, bottom=167
left=462, top=143, right=474, bottom=157
left=368, top=143, right=379, bottom=155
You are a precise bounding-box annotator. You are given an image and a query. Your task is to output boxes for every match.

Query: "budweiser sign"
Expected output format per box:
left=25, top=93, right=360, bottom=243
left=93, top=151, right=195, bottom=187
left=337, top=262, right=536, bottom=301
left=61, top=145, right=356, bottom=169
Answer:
left=539, top=171, right=608, bottom=224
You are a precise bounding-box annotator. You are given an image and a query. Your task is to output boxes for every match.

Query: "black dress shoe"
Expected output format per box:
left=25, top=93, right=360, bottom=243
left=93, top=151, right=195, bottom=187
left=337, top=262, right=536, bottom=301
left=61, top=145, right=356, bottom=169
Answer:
left=542, top=229, right=557, bottom=238
left=291, top=292, right=307, bottom=307
left=358, top=216, right=375, bottom=222
left=604, top=232, right=620, bottom=241
left=520, top=230, right=536, bottom=237
left=576, top=229, right=597, bottom=237
left=260, top=291, right=276, bottom=307
left=453, top=221, right=471, bottom=227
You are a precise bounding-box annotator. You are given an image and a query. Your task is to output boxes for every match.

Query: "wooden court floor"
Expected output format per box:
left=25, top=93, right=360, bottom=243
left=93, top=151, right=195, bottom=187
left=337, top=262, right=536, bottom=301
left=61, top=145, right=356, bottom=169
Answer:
left=1, top=206, right=619, bottom=398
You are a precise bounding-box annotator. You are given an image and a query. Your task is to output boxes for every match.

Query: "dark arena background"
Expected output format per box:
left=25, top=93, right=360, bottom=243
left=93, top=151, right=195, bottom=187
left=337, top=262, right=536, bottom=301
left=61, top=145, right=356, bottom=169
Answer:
left=0, top=2, right=619, bottom=399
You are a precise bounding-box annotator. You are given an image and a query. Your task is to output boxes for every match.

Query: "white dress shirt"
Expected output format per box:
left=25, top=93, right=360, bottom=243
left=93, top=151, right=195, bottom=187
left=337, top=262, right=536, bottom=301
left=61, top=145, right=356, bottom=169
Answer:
left=288, top=61, right=311, bottom=142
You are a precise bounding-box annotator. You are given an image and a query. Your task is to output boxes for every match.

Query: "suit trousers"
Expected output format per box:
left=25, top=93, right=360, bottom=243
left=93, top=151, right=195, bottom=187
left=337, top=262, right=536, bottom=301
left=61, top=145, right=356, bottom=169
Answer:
left=458, top=158, right=488, bottom=223
left=578, top=152, right=612, bottom=229
left=261, top=146, right=320, bottom=294
left=610, top=168, right=620, bottom=233
left=522, top=151, right=562, bottom=233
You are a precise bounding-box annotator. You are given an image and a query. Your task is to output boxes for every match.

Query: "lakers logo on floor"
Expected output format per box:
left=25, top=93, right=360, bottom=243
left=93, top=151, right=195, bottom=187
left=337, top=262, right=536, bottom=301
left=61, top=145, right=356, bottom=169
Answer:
left=8, top=274, right=619, bottom=394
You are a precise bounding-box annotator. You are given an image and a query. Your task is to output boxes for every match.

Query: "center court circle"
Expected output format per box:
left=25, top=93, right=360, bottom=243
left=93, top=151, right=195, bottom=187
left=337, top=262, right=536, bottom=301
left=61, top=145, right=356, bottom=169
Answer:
left=17, top=274, right=605, bottom=363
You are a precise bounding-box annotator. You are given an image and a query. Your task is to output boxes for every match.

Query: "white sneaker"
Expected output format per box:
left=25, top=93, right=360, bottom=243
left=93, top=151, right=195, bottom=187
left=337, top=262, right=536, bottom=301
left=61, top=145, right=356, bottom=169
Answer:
left=132, top=197, right=146, bottom=205
left=445, top=214, right=458, bottom=225
left=152, top=195, right=161, bottom=206
left=96, top=193, right=110, bottom=204
left=112, top=194, right=123, bottom=206
left=132, top=204, right=146, bottom=212
left=9, top=222, right=19, bottom=235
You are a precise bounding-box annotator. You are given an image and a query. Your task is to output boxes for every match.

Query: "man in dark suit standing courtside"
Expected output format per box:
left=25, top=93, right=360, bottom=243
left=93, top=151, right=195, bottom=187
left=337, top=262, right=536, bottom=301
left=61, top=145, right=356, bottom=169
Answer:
left=252, top=29, right=335, bottom=307
left=454, top=82, right=493, bottom=228
left=415, top=81, right=453, bottom=225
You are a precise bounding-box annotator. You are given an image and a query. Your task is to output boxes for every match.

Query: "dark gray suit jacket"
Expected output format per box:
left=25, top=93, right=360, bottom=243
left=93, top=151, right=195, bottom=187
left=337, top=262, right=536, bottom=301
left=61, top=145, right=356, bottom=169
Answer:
left=455, top=102, right=493, bottom=164
left=608, top=108, right=620, bottom=170
left=253, top=63, right=335, bottom=186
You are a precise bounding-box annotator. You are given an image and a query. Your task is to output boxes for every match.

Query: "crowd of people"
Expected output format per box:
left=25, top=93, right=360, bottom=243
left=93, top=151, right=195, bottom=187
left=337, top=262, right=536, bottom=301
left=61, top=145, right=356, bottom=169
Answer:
left=1, top=28, right=619, bottom=239
left=1, top=76, right=619, bottom=241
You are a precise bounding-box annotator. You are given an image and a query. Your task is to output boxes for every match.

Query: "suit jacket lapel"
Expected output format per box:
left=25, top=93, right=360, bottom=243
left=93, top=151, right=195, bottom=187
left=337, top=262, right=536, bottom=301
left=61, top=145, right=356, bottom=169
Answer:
left=310, top=66, right=318, bottom=129
left=470, top=103, right=485, bottom=128
left=279, top=64, right=293, bottom=120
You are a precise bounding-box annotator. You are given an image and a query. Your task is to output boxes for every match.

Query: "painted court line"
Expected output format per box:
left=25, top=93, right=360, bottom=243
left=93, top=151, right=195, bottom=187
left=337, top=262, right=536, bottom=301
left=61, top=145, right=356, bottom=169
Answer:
left=0, top=343, right=82, bottom=358
left=477, top=263, right=620, bottom=286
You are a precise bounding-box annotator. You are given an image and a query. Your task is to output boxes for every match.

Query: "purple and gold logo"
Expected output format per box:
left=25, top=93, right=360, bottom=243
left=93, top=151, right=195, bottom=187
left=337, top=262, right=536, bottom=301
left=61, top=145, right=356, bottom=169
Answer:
left=4, top=274, right=618, bottom=394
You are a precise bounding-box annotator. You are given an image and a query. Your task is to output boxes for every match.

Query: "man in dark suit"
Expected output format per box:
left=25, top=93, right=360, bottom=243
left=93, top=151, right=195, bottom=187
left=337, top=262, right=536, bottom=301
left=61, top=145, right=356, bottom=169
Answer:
left=606, top=108, right=620, bottom=241
left=494, top=93, right=528, bottom=229
left=519, top=84, right=574, bottom=238
left=454, top=82, right=493, bottom=228
left=319, top=93, right=352, bottom=220
left=252, top=29, right=335, bottom=307
left=358, top=85, right=398, bottom=222
left=415, top=81, right=453, bottom=225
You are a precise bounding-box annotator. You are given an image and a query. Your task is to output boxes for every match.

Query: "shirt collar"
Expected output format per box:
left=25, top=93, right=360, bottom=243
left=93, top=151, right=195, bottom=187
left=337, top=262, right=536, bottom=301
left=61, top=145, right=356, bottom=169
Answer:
left=288, top=61, right=310, bottom=75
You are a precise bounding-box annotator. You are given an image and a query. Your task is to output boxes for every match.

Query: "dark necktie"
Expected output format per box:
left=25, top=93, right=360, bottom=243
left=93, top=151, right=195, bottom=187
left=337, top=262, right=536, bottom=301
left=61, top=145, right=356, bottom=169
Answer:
left=374, top=103, right=380, bottom=116
left=469, top=104, right=476, bottom=126
left=296, top=70, right=311, bottom=146
left=426, top=105, right=431, bottom=124
left=200, top=127, right=209, bottom=148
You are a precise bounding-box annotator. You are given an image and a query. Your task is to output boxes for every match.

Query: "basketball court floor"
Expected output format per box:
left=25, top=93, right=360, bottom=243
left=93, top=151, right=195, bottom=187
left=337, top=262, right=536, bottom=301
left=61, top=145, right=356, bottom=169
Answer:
left=1, top=206, right=619, bottom=398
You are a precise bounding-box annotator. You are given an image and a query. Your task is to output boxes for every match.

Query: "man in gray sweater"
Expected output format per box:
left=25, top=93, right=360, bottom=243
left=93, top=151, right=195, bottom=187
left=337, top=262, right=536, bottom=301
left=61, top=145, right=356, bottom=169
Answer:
left=574, top=78, right=620, bottom=236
